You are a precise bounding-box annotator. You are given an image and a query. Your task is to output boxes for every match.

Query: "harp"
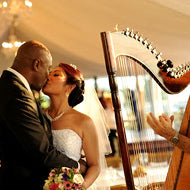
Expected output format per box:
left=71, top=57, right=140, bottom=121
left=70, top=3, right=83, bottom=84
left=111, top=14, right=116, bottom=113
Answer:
left=100, top=29, right=190, bottom=190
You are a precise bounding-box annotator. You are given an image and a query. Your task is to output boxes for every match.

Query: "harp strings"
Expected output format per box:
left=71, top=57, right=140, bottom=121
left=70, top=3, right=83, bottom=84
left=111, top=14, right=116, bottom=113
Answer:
left=115, top=55, right=171, bottom=189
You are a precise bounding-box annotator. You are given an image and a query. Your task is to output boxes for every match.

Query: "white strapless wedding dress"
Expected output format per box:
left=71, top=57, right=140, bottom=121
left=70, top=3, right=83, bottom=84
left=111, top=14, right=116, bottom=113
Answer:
left=52, top=129, right=110, bottom=190
left=52, top=129, right=82, bottom=162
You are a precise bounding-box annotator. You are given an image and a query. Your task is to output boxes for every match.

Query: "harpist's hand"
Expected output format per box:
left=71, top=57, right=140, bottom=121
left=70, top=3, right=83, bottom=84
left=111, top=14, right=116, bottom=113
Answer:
left=79, top=158, right=88, bottom=176
left=147, top=112, right=175, bottom=140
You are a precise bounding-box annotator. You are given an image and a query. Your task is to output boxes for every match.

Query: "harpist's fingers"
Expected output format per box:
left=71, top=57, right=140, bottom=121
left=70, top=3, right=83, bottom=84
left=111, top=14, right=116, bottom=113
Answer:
left=170, top=115, right=174, bottom=124
left=147, top=115, right=157, bottom=129
left=161, top=113, right=169, bottom=120
left=161, top=114, right=172, bottom=123
left=159, top=116, right=167, bottom=126
left=149, top=112, right=160, bottom=125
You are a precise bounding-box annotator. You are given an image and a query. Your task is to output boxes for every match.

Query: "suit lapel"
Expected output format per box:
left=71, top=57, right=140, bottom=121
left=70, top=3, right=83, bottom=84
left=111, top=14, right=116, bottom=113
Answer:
left=34, top=97, right=49, bottom=132
left=1, top=70, right=51, bottom=134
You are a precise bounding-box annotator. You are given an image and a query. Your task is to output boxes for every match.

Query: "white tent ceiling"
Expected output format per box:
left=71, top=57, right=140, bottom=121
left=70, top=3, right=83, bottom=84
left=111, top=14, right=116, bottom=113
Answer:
left=0, top=0, right=190, bottom=78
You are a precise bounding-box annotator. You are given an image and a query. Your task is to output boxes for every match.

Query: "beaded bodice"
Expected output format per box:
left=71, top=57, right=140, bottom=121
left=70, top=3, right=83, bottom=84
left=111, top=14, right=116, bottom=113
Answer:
left=52, top=129, right=82, bottom=161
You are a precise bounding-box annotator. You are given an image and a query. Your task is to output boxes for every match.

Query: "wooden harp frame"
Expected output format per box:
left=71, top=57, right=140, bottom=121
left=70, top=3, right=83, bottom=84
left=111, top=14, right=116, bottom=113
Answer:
left=100, top=30, right=190, bottom=190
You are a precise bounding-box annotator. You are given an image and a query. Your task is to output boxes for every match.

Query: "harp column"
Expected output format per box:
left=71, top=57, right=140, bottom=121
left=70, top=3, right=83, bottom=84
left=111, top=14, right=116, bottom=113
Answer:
left=101, top=31, right=135, bottom=190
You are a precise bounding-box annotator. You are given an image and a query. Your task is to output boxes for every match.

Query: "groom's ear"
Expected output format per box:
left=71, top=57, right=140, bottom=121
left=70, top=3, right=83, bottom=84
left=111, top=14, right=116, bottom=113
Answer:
left=32, top=59, right=40, bottom=71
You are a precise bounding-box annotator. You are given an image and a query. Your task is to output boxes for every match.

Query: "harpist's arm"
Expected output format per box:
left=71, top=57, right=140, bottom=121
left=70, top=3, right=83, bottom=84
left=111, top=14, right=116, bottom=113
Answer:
left=147, top=112, right=190, bottom=153
left=175, top=134, right=190, bottom=153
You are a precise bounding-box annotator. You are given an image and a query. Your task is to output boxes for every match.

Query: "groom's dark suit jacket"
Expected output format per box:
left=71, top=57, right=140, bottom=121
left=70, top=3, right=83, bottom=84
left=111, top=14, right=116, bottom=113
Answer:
left=0, top=70, right=78, bottom=190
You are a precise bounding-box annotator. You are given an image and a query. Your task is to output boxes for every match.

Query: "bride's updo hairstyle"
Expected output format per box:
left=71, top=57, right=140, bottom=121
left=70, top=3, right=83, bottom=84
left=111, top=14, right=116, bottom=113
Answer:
left=59, top=63, right=85, bottom=107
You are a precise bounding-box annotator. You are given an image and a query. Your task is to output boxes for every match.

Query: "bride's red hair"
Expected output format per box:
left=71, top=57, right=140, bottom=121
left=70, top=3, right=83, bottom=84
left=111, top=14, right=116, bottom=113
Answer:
left=58, top=63, right=85, bottom=107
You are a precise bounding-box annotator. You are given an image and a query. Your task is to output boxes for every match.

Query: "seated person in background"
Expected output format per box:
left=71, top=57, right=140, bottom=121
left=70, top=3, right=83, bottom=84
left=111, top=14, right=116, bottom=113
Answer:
left=104, top=96, right=119, bottom=157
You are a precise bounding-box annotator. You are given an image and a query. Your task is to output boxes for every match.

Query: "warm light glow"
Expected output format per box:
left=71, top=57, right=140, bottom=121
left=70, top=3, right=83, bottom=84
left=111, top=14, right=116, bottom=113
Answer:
left=2, top=1, right=8, bottom=7
left=0, top=0, right=33, bottom=18
left=25, top=0, right=32, bottom=7
left=2, top=41, right=24, bottom=49
left=14, top=41, right=23, bottom=47
left=0, top=0, right=32, bottom=57
left=2, top=42, right=13, bottom=48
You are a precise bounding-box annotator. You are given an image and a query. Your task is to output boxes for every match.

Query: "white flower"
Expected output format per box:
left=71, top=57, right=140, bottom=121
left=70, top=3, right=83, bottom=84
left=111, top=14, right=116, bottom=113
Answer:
left=43, top=183, right=50, bottom=190
left=61, top=167, right=70, bottom=172
left=73, top=174, right=84, bottom=184
left=58, top=173, right=64, bottom=181
left=58, top=183, right=64, bottom=189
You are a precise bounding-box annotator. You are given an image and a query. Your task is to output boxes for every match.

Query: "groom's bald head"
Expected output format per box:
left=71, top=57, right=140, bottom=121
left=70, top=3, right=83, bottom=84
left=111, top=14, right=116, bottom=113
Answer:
left=13, top=40, right=51, bottom=68
left=11, top=40, right=52, bottom=91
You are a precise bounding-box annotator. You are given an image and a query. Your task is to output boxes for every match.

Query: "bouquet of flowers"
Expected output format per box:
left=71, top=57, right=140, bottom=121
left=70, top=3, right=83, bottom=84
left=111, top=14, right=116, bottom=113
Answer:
left=43, top=167, right=86, bottom=190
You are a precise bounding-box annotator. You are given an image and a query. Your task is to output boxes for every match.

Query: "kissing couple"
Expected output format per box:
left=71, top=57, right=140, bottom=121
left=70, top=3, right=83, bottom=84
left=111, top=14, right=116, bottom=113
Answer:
left=0, top=40, right=111, bottom=190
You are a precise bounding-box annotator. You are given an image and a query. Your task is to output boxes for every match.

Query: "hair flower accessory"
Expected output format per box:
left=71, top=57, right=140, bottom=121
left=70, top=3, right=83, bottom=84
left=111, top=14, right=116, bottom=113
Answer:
left=70, top=64, right=77, bottom=70
left=43, top=167, right=86, bottom=190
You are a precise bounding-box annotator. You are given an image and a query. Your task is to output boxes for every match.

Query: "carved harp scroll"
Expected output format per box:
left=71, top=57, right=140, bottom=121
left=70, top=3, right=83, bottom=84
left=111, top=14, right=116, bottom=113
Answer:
left=101, top=29, right=190, bottom=190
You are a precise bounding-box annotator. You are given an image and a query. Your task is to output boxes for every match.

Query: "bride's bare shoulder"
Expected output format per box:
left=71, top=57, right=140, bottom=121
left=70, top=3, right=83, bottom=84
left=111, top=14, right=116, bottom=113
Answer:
left=72, top=109, right=94, bottom=126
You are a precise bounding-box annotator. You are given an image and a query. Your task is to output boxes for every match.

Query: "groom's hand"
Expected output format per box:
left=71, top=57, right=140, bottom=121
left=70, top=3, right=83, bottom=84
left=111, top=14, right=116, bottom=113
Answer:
left=79, top=158, right=88, bottom=176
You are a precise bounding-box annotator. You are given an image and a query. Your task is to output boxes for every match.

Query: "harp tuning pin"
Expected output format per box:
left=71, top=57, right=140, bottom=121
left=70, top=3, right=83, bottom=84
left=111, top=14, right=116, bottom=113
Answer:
left=147, top=43, right=152, bottom=50
left=166, top=60, right=173, bottom=68
left=187, top=61, right=190, bottom=68
left=156, top=52, right=162, bottom=60
left=172, top=68, right=176, bottom=73
left=138, top=35, right=143, bottom=42
left=180, top=70, right=185, bottom=75
left=181, top=64, right=186, bottom=71
left=142, top=38, right=148, bottom=46
left=157, top=61, right=163, bottom=69
left=129, top=29, right=134, bottom=38
left=166, top=68, right=172, bottom=74
left=162, top=60, right=167, bottom=65
left=177, top=65, right=182, bottom=71
left=151, top=48, right=157, bottom=55
left=134, top=32, right=139, bottom=40
left=157, top=59, right=167, bottom=69
left=162, top=64, right=169, bottom=72
left=185, top=63, right=190, bottom=71
left=124, top=27, right=130, bottom=36
left=114, top=24, right=119, bottom=32
left=157, top=60, right=163, bottom=68
left=167, top=70, right=175, bottom=78
left=174, top=72, right=180, bottom=78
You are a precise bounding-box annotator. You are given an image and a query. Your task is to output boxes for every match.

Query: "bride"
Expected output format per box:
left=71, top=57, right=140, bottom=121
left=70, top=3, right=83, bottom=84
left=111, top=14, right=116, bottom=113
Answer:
left=42, top=63, right=111, bottom=189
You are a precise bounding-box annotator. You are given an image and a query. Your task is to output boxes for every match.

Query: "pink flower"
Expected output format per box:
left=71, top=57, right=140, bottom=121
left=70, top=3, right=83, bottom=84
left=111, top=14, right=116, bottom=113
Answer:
left=49, top=171, right=56, bottom=177
left=49, top=183, right=59, bottom=190
left=73, top=183, right=82, bottom=190
left=73, top=168, right=80, bottom=173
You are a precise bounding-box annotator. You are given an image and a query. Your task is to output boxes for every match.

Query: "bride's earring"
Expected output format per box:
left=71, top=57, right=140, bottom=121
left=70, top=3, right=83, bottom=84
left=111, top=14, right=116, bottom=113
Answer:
left=66, top=92, right=69, bottom=97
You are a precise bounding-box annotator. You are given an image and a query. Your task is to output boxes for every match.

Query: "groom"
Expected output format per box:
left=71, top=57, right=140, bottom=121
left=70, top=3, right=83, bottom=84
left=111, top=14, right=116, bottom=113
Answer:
left=0, top=41, right=86, bottom=190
